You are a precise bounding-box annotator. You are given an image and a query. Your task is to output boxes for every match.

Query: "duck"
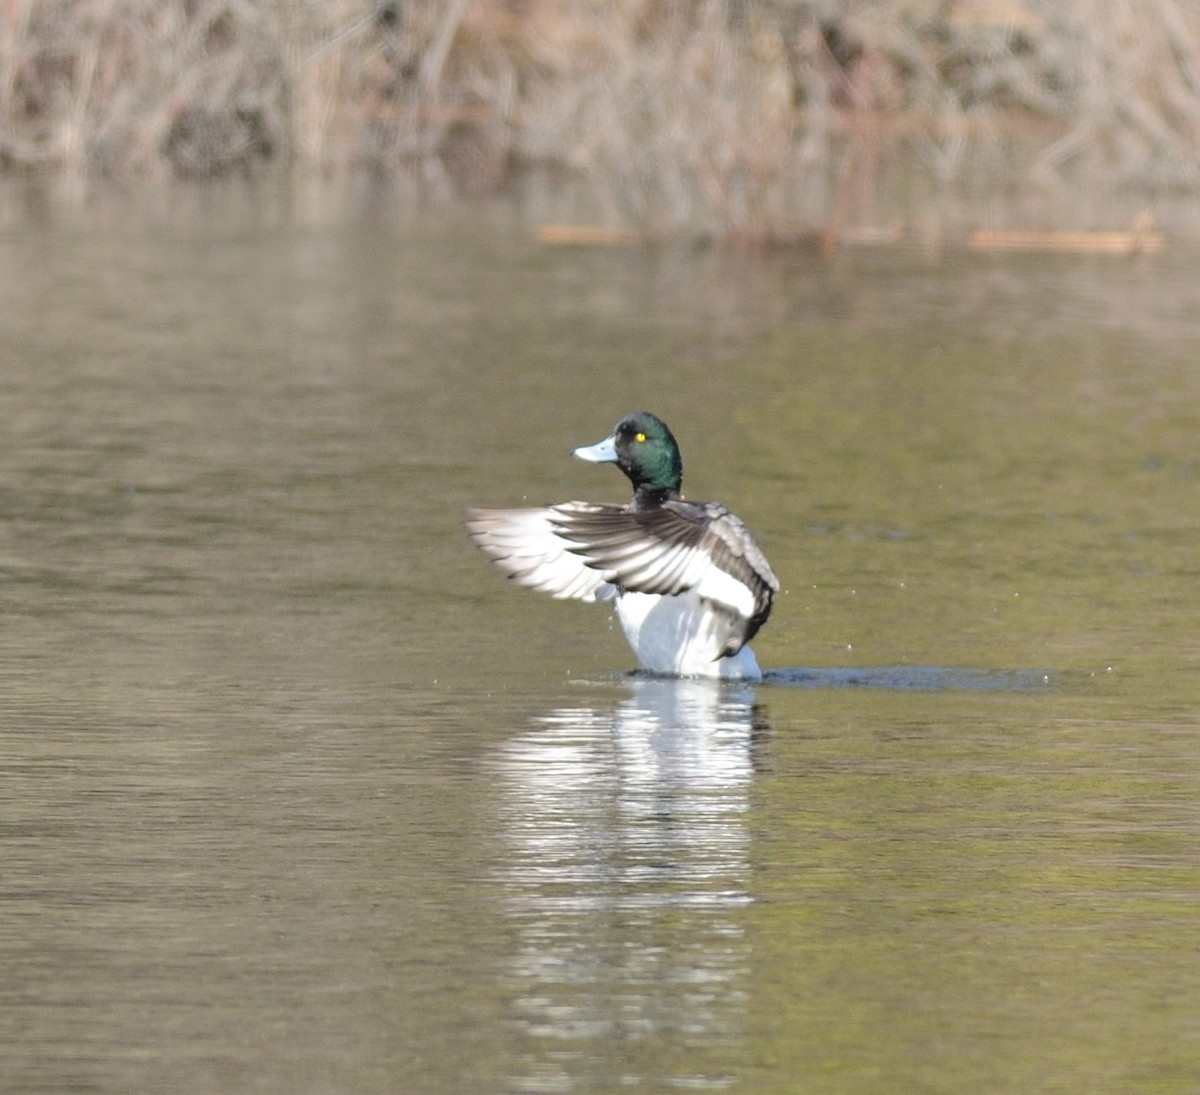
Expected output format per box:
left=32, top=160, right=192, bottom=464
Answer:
left=465, top=411, right=778, bottom=680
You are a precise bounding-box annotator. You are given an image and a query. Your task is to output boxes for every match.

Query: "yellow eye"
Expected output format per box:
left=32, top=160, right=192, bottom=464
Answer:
left=635, top=432, right=647, bottom=443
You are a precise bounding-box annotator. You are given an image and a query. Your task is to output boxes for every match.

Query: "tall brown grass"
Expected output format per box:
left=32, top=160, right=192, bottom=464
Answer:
left=2, top=0, right=1199, bottom=237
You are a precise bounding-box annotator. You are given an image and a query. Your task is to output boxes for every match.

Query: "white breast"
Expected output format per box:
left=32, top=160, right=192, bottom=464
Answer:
left=615, top=591, right=763, bottom=680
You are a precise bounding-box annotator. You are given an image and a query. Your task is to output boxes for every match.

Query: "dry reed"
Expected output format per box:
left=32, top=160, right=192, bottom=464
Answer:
left=1, top=0, right=1199, bottom=238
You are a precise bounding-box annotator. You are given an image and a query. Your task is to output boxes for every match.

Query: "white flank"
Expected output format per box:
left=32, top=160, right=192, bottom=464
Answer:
left=616, top=590, right=762, bottom=680
left=693, top=564, right=759, bottom=619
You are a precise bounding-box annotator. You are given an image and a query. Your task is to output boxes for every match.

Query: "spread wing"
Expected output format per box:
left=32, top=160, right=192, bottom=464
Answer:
left=464, top=504, right=619, bottom=602
left=550, top=500, right=779, bottom=644
left=466, top=499, right=778, bottom=649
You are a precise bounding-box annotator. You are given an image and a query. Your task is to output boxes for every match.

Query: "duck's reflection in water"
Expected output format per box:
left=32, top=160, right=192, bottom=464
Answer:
left=490, top=679, right=768, bottom=1084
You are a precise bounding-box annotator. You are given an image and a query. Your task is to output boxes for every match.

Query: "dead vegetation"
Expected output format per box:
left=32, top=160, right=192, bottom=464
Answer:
left=2, top=0, right=1199, bottom=238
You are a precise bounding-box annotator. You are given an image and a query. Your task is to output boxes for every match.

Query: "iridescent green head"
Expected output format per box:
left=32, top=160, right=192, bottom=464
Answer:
left=573, top=411, right=683, bottom=495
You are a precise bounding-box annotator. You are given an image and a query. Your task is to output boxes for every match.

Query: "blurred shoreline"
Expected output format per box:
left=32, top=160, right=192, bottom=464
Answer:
left=3, top=1, right=1200, bottom=243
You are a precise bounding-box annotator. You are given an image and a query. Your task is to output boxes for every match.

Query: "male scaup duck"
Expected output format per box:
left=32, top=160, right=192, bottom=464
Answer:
left=465, top=411, right=778, bottom=680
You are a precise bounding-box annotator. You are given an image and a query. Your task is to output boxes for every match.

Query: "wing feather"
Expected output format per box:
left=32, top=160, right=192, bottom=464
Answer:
left=464, top=504, right=617, bottom=602
left=552, top=500, right=778, bottom=638
left=467, top=497, right=779, bottom=653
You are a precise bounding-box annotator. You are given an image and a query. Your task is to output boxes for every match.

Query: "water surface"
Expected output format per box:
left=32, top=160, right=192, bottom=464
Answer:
left=1, top=181, right=1197, bottom=1093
